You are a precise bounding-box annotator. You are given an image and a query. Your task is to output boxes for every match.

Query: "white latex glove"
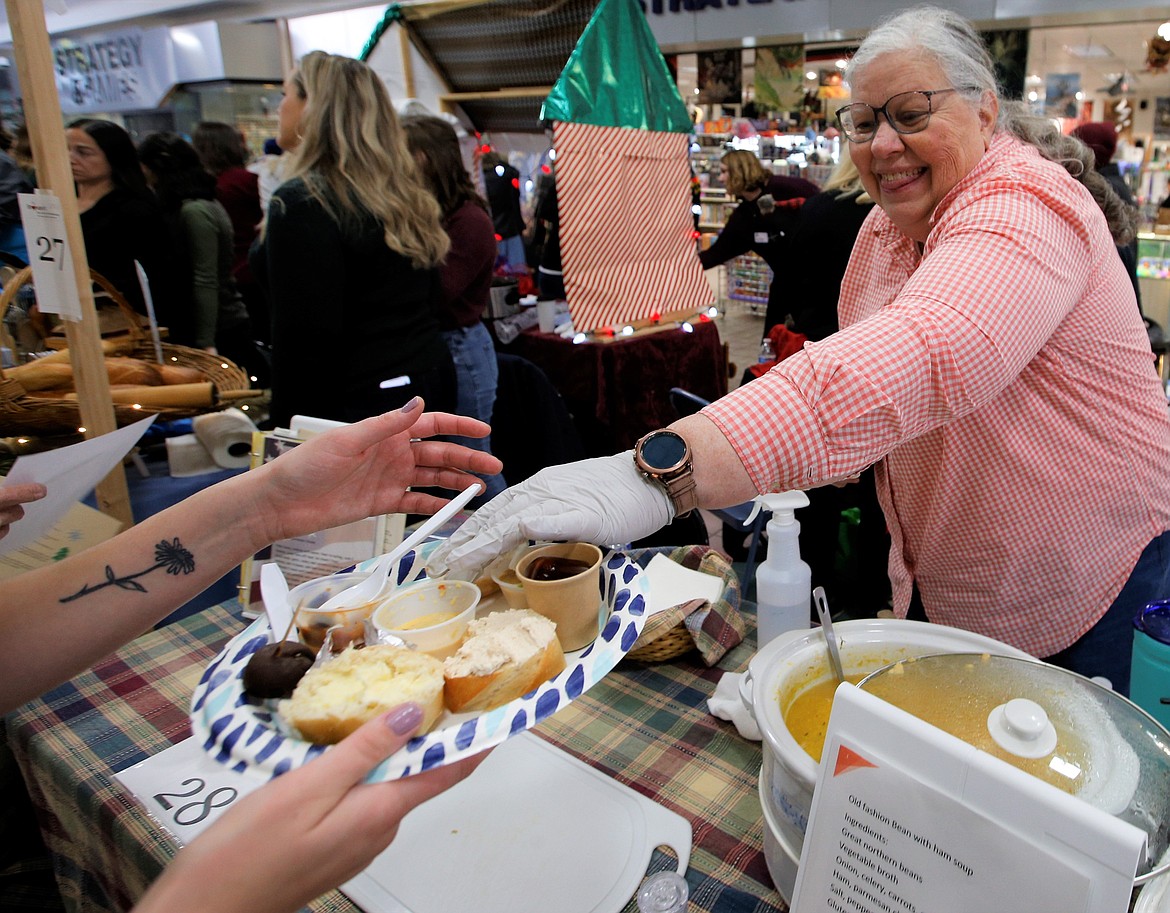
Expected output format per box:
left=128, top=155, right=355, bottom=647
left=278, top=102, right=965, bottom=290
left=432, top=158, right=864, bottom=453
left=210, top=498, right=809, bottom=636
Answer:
left=428, top=451, right=675, bottom=580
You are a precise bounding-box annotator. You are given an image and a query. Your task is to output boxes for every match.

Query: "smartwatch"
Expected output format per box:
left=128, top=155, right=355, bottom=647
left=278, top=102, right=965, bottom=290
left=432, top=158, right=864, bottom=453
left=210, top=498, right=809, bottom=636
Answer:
left=633, top=429, right=699, bottom=517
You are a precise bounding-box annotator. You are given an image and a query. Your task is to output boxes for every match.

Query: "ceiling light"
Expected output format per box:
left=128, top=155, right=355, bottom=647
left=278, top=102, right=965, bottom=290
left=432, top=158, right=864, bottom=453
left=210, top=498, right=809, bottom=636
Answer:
left=1064, top=43, right=1112, bottom=59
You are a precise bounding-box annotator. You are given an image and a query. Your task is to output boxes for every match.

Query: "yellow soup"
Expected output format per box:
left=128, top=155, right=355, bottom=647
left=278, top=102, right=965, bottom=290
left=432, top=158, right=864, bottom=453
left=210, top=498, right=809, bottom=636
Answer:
left=783, top=674, right=866, bottom=762
left=395, top=611, right=458, bottom=631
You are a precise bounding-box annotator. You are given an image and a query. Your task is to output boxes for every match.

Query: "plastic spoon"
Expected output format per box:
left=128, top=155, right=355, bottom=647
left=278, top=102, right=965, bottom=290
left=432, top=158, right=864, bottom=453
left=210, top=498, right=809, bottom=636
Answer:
left=813, top=585, right=845, bottom=684
left=316, top=481, right=482, bottom=614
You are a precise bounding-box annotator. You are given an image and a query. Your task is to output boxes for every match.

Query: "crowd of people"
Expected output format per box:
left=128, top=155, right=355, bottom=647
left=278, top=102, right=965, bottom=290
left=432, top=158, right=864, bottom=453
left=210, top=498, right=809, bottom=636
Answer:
left=3, top=6, right=1169, bottom=910
left=11, top=51, right=547, bottom=468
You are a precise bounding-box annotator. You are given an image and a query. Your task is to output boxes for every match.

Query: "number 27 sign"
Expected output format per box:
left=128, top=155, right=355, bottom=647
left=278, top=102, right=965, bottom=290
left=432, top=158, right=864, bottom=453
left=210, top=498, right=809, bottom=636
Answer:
left=17, top=191, right=82, bottom=321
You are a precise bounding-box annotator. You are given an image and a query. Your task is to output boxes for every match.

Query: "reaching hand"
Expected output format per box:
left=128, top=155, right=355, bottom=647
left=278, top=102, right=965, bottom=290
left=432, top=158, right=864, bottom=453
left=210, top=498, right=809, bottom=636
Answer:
left=0, top=482, right=47, bottom=541
left=428, top=451, right=673, bottom=580
left=134, top=703, right=489, bottom=913
left=249, top=398, right=504, bottom=544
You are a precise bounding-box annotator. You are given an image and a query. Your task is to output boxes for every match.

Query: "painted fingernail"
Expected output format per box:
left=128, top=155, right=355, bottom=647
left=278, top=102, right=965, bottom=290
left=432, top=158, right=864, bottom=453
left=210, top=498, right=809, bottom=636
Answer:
left=385, top=702, right=423, bottom=735
left=400, top=396, right=421, bottom=413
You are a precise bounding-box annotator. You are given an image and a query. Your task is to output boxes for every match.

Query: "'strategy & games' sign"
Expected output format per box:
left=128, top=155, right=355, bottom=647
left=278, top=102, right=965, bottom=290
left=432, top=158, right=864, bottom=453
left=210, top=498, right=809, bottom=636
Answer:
left=53, top=28, right=174, bottom=114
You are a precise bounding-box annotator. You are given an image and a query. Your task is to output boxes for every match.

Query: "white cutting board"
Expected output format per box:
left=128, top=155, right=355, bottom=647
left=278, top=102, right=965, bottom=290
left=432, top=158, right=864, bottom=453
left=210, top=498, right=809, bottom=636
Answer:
left=342, top=732, right=692, bottom=913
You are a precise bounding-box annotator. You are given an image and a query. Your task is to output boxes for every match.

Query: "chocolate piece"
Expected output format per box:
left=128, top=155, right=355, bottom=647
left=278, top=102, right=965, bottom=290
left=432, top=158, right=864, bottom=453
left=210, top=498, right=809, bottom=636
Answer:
left=243, top=641, right=315, bottom=699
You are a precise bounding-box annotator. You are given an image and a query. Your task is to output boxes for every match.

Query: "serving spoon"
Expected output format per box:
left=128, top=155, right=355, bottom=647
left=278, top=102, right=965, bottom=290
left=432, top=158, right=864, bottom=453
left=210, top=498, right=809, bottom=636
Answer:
left=316, top=481, right=482, bottom=614
left=813, top=585, right=845, bottom=684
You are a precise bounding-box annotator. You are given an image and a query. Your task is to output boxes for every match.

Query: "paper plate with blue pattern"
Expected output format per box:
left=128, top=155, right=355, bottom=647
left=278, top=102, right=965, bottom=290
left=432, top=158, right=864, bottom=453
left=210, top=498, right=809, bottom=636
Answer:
left=190, top=549, right=648, bottom=782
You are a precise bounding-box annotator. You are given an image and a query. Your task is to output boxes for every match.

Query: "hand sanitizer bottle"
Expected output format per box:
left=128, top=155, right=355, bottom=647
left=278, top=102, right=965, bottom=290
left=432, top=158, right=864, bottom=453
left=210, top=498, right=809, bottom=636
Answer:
left=745, top=490, right=812, bottom=648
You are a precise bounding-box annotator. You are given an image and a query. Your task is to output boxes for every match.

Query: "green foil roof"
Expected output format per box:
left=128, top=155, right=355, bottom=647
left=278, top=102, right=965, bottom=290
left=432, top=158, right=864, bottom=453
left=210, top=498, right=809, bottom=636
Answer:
left=542, top=0, right=692, bottom=133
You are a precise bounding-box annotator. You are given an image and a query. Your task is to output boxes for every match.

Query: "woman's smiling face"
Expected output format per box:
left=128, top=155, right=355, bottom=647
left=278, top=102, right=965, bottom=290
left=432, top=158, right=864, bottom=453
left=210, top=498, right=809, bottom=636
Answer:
left=847, top=52, right=996, bottom=242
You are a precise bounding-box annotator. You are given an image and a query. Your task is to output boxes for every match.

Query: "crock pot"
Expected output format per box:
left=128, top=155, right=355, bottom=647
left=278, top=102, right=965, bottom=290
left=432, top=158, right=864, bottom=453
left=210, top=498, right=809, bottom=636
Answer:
left=748, top=617, right=1032, bottom=899
left=859, top=652, right=1170, bottom=884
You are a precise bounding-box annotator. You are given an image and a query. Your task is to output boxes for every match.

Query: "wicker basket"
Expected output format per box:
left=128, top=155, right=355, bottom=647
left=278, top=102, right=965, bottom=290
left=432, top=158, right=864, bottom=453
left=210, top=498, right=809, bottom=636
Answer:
left=627, top=621, right=697, bottom=663
left=0, top=266, right=253, bottom=436
left=626, top=546, right=744, bottom=664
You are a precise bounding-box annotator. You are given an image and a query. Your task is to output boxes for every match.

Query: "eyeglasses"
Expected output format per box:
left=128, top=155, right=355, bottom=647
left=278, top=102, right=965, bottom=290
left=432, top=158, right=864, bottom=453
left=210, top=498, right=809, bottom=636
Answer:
left=835, top=89, right=962, bottom=143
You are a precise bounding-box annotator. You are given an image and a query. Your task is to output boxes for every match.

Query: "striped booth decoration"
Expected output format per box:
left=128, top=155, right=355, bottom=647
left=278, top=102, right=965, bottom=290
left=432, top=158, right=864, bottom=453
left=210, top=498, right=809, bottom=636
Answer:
left=553, top=119, right=714, bottom=333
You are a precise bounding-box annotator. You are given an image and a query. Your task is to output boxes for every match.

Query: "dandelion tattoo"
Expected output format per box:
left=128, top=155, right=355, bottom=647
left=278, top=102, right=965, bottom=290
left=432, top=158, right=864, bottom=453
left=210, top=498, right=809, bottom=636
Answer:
left=60, top=539, right=196, bottom=603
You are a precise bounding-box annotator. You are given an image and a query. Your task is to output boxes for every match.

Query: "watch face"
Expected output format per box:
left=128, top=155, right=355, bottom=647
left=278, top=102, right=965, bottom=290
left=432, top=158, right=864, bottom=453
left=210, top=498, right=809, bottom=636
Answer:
left=642, top=432, right=687, bottom=471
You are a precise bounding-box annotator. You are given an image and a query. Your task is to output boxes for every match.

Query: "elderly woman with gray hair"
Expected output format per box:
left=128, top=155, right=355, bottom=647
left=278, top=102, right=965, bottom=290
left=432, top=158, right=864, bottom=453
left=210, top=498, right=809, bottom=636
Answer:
left=431, top=6, right=1170, bottom=695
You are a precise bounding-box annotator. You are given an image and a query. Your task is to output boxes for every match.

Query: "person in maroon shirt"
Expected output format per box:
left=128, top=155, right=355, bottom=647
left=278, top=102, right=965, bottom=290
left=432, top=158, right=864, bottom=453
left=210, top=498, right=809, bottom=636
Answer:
left=193, top=122, right=270, bottom=356
left=402, top=114, right=506, bottom=500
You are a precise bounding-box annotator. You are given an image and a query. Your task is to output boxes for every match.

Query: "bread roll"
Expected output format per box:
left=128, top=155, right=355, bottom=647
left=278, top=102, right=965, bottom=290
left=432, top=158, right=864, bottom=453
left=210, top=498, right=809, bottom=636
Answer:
left=443, top=609, right=566, bottom=713
left=105, top=357, right=162, bottom=386
left=280, top=644, right=444, bottom=744
left=159, top=364, right=205, bottom=385
left=9, top=361, right=73, bottom=391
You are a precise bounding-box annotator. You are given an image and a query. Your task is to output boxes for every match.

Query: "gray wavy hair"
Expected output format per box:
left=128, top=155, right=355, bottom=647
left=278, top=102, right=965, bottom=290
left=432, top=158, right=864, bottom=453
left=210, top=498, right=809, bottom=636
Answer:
left=846, top=5, right=1135, bottom=245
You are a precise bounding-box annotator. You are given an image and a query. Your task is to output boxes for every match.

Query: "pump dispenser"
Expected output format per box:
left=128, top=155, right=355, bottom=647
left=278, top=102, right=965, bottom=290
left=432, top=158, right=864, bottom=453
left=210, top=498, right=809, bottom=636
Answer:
left=745, top=491, right=812, bottom=648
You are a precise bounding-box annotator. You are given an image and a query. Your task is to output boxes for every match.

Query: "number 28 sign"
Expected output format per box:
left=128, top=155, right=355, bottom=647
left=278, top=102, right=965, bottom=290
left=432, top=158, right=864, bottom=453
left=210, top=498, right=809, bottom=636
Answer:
left=115, top=739, right=266, bottom=845
left=17, top=191, right=83, bottom=321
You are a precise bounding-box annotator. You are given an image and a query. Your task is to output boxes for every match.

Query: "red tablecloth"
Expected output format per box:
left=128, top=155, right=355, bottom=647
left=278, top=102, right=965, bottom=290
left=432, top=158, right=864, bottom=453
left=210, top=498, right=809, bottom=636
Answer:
left=504, top=319, right=727, bottom=456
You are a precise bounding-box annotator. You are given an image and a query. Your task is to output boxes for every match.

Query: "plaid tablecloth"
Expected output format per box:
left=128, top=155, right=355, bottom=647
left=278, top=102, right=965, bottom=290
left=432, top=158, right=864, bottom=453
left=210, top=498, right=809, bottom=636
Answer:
left=5, top=598, right=785, bottom=913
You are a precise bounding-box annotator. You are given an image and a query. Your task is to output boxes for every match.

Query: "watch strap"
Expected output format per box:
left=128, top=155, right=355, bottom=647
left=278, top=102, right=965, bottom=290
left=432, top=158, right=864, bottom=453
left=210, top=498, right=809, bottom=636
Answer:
left=661, top=468, right=699, bottom=517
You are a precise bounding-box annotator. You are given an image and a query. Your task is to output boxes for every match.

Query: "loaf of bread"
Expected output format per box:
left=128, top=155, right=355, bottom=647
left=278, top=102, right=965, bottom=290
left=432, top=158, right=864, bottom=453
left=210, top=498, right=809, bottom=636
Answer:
left=9, top=361, right=74, bottom=391
left=105, top=357, right=162, bottom=386
left=280, top=644, right=444, bottom=744
left=443, top=609, right=566, bottom=713
left=158, top=364, right=206, bottom=385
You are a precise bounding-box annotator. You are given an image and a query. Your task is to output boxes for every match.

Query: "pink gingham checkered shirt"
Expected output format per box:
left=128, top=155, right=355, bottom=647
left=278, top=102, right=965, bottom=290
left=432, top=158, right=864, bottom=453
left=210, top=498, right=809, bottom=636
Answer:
left=704, top=133, right=1170, bottom=657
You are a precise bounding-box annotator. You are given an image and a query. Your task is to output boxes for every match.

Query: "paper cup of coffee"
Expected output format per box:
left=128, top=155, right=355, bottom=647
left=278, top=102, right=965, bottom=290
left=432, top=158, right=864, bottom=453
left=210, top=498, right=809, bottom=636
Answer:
left=515, top=542, right=604, bottom=650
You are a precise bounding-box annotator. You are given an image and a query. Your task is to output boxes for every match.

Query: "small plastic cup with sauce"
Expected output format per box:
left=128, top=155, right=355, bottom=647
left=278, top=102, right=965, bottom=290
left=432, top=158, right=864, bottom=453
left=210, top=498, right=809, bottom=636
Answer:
left=372, top=579, right=480, bottom=660
left=490, top=566, right=529, bottom=610
left=288, top=570, right=379, bottom=654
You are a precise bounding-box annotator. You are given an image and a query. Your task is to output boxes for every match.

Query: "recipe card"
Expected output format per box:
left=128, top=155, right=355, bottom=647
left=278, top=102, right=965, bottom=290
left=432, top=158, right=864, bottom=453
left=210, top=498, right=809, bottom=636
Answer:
left=791, top=685, right=1145, bottom=913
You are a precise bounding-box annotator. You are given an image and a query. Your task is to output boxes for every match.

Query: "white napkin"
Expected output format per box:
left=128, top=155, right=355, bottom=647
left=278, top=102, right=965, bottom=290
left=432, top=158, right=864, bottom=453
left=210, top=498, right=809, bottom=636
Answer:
left=708, top=671, right=761, bottom=741
left=643, top=553, right=724, bottom=618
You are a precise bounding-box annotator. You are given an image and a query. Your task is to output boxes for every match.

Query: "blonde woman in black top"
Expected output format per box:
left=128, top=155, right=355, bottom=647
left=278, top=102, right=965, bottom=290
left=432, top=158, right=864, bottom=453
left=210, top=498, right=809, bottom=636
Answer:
left=251, top=52, right=454, bottom=426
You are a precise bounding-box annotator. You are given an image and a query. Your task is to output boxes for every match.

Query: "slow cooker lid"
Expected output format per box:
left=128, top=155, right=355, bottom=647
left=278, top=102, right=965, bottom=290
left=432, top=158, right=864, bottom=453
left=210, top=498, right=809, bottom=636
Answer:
left=858, top=653, right=1170, bottom=880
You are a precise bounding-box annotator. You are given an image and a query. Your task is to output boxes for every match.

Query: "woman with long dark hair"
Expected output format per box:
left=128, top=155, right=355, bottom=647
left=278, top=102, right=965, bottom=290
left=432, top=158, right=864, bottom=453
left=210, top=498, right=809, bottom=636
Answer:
left=65, top=118, right=176, bottom=320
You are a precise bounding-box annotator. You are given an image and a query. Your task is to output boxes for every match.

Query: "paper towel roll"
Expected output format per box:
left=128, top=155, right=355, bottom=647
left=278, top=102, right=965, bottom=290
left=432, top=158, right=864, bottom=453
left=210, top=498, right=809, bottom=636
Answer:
left=193, top=408, right=258, bottom=469
left=166, top=434, right=220, bottom=478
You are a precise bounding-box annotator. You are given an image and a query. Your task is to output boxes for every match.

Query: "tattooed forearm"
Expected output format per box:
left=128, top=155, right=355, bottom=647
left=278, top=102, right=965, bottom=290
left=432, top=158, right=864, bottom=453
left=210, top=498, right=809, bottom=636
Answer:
left=59, top=539, right=196, bottom=603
